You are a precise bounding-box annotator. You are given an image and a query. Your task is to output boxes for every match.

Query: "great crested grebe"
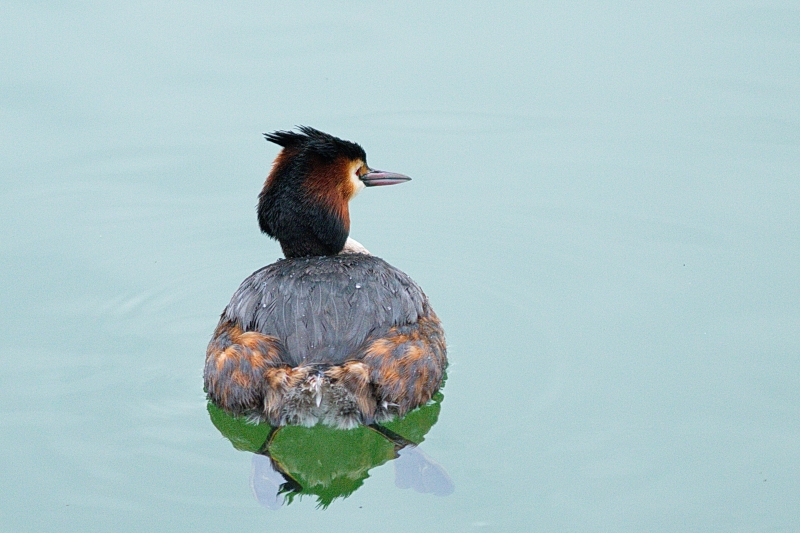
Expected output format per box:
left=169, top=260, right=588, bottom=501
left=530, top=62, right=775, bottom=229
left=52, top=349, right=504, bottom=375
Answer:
left=204, top=127, right=447, bottom=429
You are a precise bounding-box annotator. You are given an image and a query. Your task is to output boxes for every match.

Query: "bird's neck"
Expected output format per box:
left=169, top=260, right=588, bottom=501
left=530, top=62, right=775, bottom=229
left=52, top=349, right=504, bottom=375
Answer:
left=279, top=203, right=350, bottom=258
left=258, top=155, right=354, bottom=258
left=258, top=189, right=351, bottom=258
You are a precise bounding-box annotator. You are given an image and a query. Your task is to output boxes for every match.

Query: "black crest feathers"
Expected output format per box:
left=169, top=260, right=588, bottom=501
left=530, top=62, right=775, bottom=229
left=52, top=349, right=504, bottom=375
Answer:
left=264, top=126, right=366, bottom=161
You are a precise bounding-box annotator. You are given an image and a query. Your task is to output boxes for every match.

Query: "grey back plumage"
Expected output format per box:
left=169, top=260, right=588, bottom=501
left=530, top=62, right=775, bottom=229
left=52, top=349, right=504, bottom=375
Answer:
left=223, top=254, right=428, bottom=367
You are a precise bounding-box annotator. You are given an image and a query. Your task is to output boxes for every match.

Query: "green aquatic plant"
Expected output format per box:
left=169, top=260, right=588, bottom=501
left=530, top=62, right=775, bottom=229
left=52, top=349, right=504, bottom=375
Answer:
left=207, top=388, right=445, bottom=507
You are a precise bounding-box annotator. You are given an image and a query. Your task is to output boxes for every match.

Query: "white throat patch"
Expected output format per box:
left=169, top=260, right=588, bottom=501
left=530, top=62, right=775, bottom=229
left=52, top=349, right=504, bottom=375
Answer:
left=340, top=237, right=370, bottom=255
left=349, top=163, right=366, bottom=198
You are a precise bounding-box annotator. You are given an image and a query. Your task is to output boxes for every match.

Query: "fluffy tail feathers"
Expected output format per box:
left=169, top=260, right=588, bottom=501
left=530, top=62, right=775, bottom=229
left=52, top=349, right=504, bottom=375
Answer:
left=204, top=317, right=446, bottom=429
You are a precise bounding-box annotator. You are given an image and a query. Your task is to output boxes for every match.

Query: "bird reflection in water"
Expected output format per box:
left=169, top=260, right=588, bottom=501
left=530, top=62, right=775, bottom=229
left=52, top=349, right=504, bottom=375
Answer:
left=207, top=388, right=453, bottom=509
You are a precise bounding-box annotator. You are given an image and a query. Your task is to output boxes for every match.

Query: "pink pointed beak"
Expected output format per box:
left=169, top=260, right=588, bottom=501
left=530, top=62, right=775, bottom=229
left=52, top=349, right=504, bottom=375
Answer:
left=359, top=169, right=412, bottom=187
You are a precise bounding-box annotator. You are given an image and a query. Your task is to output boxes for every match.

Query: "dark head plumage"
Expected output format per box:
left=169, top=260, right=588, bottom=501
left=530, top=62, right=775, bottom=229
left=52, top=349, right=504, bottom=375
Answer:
left=264, top=126, right=366, bottom=162
left=257, top=127, right=410, bottom=259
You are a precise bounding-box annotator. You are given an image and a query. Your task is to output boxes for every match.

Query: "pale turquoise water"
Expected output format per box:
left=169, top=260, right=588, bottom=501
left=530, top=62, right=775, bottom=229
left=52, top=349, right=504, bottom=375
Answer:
left=2, top=1, right=799, bottom=531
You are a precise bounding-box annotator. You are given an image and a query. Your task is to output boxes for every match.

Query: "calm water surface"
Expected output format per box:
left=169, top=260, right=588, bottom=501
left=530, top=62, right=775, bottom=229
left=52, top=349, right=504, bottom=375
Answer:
left=2, top=1, right=798, bottom=531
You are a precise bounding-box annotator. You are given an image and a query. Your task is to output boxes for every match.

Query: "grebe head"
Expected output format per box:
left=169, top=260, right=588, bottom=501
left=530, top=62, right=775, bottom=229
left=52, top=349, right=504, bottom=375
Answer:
left=258, top=126, right=410, bottom=258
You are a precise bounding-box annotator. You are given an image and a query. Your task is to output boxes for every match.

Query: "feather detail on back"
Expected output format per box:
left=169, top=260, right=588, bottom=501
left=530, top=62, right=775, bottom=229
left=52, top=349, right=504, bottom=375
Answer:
left=222, top=254, right=427, bottom=367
